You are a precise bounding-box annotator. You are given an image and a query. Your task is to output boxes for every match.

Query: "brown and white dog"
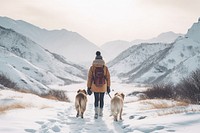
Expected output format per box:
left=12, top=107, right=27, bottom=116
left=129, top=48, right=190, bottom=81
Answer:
left=75, top=89, right=87, bottom=118
left=111, top=92, right=125, bottom=121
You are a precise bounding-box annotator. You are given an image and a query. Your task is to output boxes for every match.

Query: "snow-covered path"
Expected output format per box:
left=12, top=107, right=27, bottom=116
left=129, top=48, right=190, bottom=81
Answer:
left=1, top=83, right=200, bottom=133
left=35, top=103, right=125, bottom=133
left=35, top=83, right=127, bottom=133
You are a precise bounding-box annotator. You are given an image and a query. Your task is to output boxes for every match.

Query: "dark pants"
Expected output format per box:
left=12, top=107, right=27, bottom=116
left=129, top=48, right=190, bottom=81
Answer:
left=94, top=92, right=105, bottom=108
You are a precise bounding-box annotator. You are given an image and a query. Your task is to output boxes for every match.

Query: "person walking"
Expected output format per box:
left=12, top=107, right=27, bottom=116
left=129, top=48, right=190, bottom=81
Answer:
left=87, top=51, right=111, bottom=119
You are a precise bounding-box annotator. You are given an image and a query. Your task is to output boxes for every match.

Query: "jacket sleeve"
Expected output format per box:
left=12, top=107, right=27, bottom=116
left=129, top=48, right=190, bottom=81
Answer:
left=106, top=66, right=111, bottom=87
left=87, top=66, right=93, bottom=88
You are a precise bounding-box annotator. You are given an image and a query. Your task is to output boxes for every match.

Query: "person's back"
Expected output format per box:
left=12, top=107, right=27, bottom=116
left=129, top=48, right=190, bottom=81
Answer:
left=87, top=51, right=111, bottom=119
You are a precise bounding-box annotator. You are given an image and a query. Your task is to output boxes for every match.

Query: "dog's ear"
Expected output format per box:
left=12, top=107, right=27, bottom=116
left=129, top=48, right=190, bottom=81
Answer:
left=114, top=92, right=118, bottom=96
left=83, top=89, right=87, bottom=94
left=121, top=93, right=125, bottom=99
left=77, top=89, right=80, bottom=93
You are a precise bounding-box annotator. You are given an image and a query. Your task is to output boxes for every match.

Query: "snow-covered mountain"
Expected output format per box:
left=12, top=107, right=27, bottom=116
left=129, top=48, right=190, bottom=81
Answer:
left=0, top=26, right=87, bottom=94
left=0, top=17, right=183, bottom=65
left=108, top=18, right=200, bottom=84
left=0, top=16, right=101, bottom=65
left=185, top=18, right=200, bottom=43
left=108, top=43, right=172, bottom=82
left=141, top=31, right=183, bottom=44
left=101, top=32, right=183, bottom=61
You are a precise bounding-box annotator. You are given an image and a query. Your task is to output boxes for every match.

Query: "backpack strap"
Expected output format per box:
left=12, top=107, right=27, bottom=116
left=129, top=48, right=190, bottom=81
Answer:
left=92, top=66, right=95, bottom=81
left=103, top=65, right=107, bottom=80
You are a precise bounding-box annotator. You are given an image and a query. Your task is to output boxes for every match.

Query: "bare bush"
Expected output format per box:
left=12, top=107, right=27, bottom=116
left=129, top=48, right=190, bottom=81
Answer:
left=0, top=74, right=18, bottom=89
left=19, top=89, right=70, bottom=102
left=0, top=74, right=69, bottom=102
left=176, top=69, right=200, bottom=104
left=144, top=69, right=200, bottom=104
left=144, top=83, right=174, bottom=99
left=41, top=89, right=69, bottom=102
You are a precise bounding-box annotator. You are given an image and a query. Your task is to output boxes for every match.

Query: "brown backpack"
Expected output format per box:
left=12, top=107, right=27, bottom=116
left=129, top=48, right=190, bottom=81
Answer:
left=93, top=66, right=106, bottom=87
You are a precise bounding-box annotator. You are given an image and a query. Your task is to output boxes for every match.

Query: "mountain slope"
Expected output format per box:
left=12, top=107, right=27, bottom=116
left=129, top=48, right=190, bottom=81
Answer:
left=108, top=19, right=200, bottom=84
left=101, top=32, right=183, bottom=61
left=185, top=18, right=200, bottom=43
left=108, top=43, right=172, bottom=79
left=0, top=26, right=87, bottom=94
left=0, top=16, right=101, bottom=65
left=143, top=31, right=183, bottom=44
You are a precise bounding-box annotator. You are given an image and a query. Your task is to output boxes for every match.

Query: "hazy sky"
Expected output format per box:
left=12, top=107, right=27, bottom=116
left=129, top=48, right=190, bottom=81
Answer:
left=0, top=0, right=200, bottom=45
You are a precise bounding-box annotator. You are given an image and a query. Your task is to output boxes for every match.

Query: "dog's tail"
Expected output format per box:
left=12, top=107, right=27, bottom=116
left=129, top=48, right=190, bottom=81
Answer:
left=78, top=96, right=86, bottom=113
left=111, top=103, right=119, bottom=116
left=111, top=108, right=119, bottom=116
left=111, top=97, right=122, bottom=116
left=78, top=98, right=81, bottom=114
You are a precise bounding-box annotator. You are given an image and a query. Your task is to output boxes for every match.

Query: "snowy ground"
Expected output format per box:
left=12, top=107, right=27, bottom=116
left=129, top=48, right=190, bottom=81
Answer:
left=0, top=82, right=200, bottom=133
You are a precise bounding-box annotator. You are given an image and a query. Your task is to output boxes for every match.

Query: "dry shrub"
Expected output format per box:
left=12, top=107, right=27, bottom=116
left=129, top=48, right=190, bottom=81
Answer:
left=138, top=93, right=147, bottom=100
left=157, top=107, right=200, bottom=116
left=139, top=99, right=199, bottom=116
left=0, top=103, right=51, bottom=113
left=143, top=69, right=200, bottom=104
left=175, top=69, right=200, bottom=104
left=0, top=103, right=26, bottom=113
left=13, top=88, right=70, bottom=102
left=41, top=89, right=69, bottom=102
left=144, top=83, right=174, bottom=99
left=0, top=74, right=18, bottom=89
left=140, top=100, right=189, bottom=110
left=0, top=74, right=69, bottom=102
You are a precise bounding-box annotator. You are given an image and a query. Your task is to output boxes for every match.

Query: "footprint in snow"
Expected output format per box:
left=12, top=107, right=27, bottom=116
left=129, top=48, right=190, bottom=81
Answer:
left=48, top=118, right=57, bottom=123
left=51, top=125, right=61, bottom=132
left=122, top=124, right=130, bottom=129
left=166, top=129, right=176, bottom=132
left=129, top=115, right=147, bottom=120
left=35, top=121, right=44, bottom=125
left=142, top=125, right=165, bottom=133
left=137, top=116, right=147, bottom=120
left=129, top=115, right=135, bottom=119
left=24, top=129, right=36, bottom=133
left=121, top=124, right=134, bottom=132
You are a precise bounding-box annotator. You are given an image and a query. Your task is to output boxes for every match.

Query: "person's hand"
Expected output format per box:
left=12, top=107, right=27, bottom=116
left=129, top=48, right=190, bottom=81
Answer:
left=107, top=86, right=110, bottom=94
left=87, top=88, right=92, bottom=95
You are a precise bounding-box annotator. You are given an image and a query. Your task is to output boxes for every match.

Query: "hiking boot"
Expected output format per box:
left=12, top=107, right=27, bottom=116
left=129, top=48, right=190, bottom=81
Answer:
left=99, top=108, right=103, bottom=117
left=94, top=113, right=98, bottom=119
left=94, top=107, right=98, bottom=119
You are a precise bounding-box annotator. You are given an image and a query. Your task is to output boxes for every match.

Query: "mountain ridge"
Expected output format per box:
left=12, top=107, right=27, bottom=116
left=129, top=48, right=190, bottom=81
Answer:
left=101, top=31, right=183, bottom=61
left=0, top=26, right=87, bottom=94
left=0, top=16, right=101, bottom=65
left=108, top=18, right=200, bottom=84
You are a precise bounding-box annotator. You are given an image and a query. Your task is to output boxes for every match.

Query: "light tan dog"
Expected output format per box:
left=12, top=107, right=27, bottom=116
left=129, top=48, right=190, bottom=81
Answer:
left=111, top=92, right=125, bottom=121
left=75, top=89, right=87, bottom=118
